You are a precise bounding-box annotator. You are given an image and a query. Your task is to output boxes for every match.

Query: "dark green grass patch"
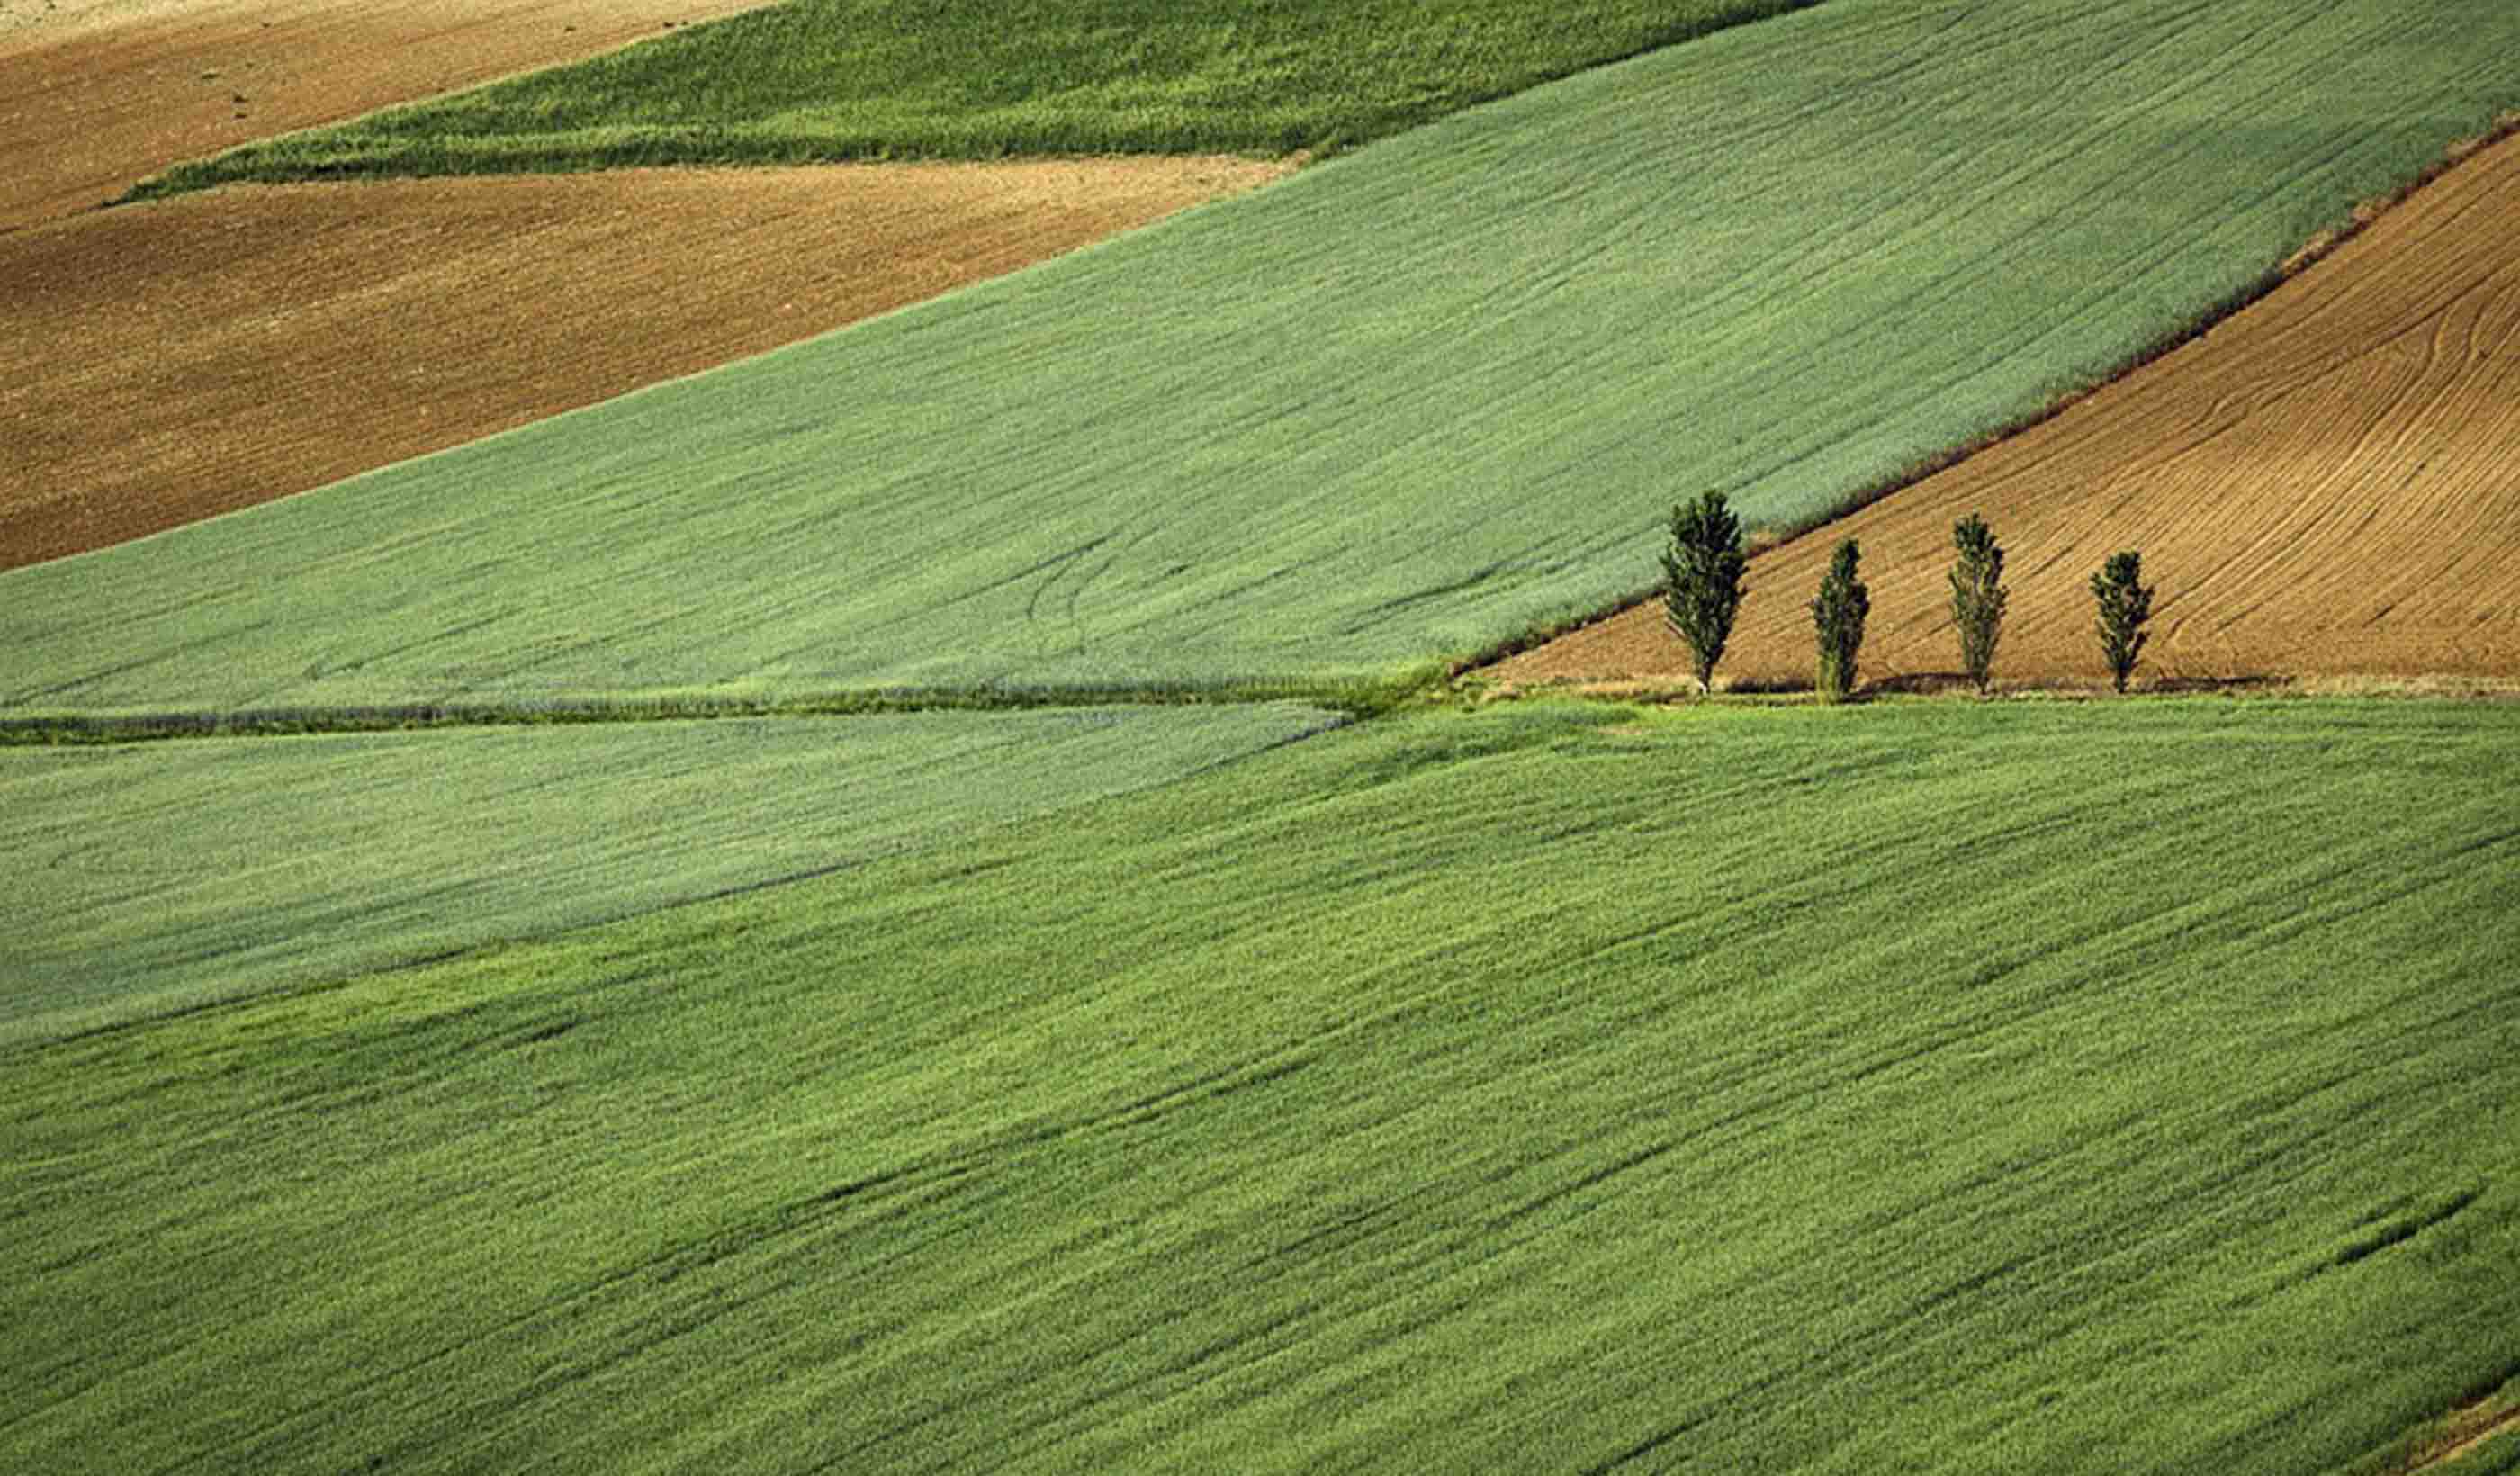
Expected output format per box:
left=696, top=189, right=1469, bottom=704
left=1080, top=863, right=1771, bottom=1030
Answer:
left=18, top=0, right=2520, bottom=713
left=0, top=702, right=1337, bottom=1040
left=5, top=699, right=2516, bottom=1471
left=122, top=0, right=1823, bottom=194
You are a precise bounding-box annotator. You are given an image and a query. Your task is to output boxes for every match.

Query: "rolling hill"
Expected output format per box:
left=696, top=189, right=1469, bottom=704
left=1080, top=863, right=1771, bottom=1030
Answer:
left=12, top=0, right=2517, bottom=714
left=5, top=700, right=2516, bottom=1471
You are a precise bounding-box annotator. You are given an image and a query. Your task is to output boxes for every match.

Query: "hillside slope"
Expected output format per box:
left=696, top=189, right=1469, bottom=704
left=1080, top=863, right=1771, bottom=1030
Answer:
left=3, top=0, right=1808, bottom=572
left=9, top=0, right=2520, bottom=712
left=7, top=701, right=2516, bottom=1472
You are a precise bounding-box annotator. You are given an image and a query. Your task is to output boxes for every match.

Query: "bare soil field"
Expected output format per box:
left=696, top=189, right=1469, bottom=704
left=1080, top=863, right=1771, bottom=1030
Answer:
left=1497, top=133, right=2520, bottom=692
left=0, top=0, right=786, bottom=232
left=0, top=158, right=1288, bottom=569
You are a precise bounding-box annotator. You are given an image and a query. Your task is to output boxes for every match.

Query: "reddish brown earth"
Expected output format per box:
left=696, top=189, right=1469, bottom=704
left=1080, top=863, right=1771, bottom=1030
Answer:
left=0, top=159, right=1291, bottom=569
left=1497, top=132, right=2520, bottom=692
left=0, top=0, right=788, bottom=232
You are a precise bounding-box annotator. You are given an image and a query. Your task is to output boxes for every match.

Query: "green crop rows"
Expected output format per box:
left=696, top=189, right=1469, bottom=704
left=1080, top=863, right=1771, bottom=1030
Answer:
left=1, top=703, right=1337, bottom=1041
left=7, top=701, right=2516, bottom=1472
left=11, top=0, right=2520, bottom=1467
left=20, top=0, right=2518, bottom=716
left=122, top=0, right=1822, bottom=193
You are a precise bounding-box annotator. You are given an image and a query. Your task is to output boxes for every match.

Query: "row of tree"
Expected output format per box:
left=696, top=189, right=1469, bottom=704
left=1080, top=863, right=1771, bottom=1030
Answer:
left=1661, top=491, right=2156, bottom=698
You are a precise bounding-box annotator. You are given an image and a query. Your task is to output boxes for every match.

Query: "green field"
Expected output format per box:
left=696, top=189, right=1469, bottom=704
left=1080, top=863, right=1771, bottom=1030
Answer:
left=1, top=703, right=1336, bottom=1041
left=16, top=0, right=2519, bottom=715
left=6, top=700, right=2516, bottom=1472
left=123, top=0, right=1822, bottom=192
left=14, top=1, right=2520, bottom=1466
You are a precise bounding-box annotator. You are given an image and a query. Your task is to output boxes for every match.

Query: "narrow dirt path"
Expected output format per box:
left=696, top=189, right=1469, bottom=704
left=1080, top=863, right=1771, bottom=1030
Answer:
left=1495, top=131, right=2520, bottom=689
left=2403, top=1398, right=2520, bottom=1472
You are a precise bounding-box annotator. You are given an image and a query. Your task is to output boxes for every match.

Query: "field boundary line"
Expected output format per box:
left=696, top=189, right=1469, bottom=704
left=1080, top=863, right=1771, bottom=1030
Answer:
left=0, top=679, right=1428, bottom=746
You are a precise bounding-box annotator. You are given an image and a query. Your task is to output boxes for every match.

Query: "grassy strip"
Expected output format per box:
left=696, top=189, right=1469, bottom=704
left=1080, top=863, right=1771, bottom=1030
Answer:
left=4, top=699, right=2516, bottom=1470
left=0, top=669, right=1436, bottom=747
left=120, top=0, right=1825, bottom=197
left=18, top=0, right=2519, bottom=715
left=0, top=702, right=1341, bottom=1040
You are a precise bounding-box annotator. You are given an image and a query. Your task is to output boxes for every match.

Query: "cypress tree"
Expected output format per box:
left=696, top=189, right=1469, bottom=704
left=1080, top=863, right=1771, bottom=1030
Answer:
left=1948, top=513, right=2007, bottom=695
left=1662, top=491, right=1749, bottom=695
left=1810, top=537, right=1868, bottom=702
left=2092, top=549, right=2155, bottom=693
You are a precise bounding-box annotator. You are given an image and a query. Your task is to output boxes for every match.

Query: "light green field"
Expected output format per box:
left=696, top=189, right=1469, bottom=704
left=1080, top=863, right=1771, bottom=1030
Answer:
left=122, top=0, right=1821, bottom=191
left=4, top=701, right=2516, bottom=1473
left=14, top=0, right=2519, bottom=714
left=0, top=703, right=1336, bottom=1040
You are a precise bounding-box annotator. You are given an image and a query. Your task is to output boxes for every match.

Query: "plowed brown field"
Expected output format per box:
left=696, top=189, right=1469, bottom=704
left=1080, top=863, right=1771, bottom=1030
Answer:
left=0, top=159, right=1289, bottom=569
left=1498, top=133, right=2520, bottom=692
left=0, top=0, right=785, bottom=232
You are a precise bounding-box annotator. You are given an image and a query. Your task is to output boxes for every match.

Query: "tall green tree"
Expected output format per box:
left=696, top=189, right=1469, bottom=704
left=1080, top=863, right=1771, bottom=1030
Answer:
left=2092, top=549, right=2156, bottom=693
left=1810, top=537, right=1868, bottom=703
left=1662, top=491, right=1748, bottom=694
left=1948, top=513, right=2007, bottom=696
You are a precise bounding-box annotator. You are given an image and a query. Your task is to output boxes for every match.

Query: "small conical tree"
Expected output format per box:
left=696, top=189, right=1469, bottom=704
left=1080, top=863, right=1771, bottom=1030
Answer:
left=1948, top=513, right=2007, bottom=695
left=1662, top=490, right=1749, bottom=694
left=2092, top=549, right=2155, bottom=693
left=1810, top=537, right=1869, bottom=703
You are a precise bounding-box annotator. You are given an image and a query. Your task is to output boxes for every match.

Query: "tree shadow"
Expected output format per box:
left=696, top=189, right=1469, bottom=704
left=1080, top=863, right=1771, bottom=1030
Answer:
left=1860, top=670, right=1994, bottom=698
left=2141, top=673, right=2285, bottom=695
